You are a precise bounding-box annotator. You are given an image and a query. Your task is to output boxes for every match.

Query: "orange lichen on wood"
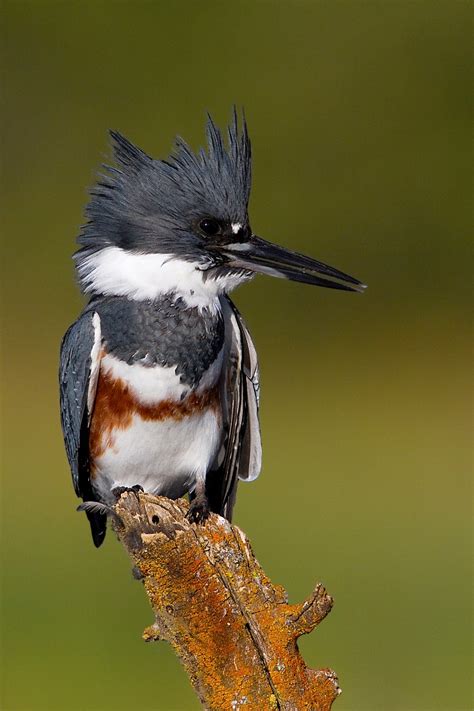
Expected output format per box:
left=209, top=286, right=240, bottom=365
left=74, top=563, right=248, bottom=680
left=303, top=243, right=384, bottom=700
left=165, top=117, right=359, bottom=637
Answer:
left=113, top=492, right=340, bottom=710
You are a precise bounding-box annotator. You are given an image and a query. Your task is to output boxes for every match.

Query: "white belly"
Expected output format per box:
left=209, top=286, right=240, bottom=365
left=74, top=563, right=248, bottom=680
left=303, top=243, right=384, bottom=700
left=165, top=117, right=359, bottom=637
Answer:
left=90, top=351, right=224, bottom=504
left=92, top=408, right=222, bottom=503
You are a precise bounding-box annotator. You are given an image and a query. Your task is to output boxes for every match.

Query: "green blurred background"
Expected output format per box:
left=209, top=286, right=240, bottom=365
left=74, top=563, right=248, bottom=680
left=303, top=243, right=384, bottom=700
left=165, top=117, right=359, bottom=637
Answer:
left=1, top=1, right=472, bottom=709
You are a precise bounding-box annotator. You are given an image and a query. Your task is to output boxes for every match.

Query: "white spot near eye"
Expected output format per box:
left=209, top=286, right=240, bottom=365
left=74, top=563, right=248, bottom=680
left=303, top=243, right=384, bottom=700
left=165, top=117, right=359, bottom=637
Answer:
left=231, top=222, right=243, bottom=234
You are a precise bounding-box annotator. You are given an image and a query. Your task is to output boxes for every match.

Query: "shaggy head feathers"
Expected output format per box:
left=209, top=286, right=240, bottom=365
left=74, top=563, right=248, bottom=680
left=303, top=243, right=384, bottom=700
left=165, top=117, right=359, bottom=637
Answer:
left=75, top=111, right=252, bottom=268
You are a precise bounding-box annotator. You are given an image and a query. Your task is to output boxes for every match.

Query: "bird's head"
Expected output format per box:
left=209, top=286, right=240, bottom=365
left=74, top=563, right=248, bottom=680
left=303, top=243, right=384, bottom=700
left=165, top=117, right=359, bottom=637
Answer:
left=75, top=111, right=365, bottom=307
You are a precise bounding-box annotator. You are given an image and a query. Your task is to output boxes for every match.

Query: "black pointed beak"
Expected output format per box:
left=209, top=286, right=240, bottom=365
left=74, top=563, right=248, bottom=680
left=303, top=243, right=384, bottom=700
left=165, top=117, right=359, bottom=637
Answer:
left=221, top=236, right=366, bottom=292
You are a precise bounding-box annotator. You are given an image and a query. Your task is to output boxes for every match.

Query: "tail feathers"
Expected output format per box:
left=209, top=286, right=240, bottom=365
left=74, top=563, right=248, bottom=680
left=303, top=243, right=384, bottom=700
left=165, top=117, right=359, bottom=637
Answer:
left=77, top=502, right=108, bottom=548
left=87, top=510, right=107, bottom=547
left=205, top=468, right=236, bottom=523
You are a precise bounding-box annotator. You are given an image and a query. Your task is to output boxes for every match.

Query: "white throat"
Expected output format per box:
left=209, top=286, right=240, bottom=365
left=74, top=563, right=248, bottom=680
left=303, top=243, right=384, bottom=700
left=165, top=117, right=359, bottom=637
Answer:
left=76, top=246, right=250, bottom=309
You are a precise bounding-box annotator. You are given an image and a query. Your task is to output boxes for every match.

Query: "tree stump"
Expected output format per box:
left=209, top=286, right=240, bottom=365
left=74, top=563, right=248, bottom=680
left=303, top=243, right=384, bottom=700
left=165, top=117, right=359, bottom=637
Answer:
left=112, top=491, right=340, bottom=710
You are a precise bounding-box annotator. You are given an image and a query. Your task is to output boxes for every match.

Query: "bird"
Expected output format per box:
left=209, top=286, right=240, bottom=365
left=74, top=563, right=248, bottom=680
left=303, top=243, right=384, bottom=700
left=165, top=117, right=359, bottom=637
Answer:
left=59, top=110, right=365, bottom=547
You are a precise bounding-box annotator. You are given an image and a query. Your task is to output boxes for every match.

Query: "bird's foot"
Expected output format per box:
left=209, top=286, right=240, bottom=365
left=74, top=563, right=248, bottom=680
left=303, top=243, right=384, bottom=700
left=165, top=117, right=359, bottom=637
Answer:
left=186, top=495, right=210, bottom=525
left=112, top=484, right=144, bottom=500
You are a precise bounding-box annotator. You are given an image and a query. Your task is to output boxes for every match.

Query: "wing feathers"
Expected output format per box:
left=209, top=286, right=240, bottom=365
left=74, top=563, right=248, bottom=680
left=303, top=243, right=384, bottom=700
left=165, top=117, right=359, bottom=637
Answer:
left=210, top=298, right=262, bottom=520
left=87, top=312, right=102, bottom=422
left=232, top=307, right=262, bottom=481
left=239, top=375, right=262, bottom=481
left=59, top=310, right=106, bottom=546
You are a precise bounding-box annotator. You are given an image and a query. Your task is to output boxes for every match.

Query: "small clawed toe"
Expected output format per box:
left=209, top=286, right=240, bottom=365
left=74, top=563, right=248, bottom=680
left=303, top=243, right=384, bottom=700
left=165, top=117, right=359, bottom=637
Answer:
left=186, top=499, right=210, bottom=525
left=112, top=485, right=144, bottom=500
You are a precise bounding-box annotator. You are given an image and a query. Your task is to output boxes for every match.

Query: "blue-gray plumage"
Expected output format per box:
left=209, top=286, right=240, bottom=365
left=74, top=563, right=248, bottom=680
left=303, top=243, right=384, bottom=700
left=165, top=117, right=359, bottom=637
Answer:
left=60, top=311, right=106, bottom=543
left=60, top=110, right=365, bottom=547
left=91, top=294, right=225, bottom=386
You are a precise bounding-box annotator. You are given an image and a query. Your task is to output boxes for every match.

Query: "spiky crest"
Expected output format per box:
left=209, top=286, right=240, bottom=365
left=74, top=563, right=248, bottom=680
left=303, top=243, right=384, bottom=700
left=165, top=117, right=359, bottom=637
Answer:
left=76, top=110, right=252, bottom=267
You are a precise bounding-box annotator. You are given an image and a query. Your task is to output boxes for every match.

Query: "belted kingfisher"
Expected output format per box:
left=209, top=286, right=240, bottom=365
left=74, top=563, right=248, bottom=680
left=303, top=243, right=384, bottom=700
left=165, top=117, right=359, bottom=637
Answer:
left=59, top=111, right=365, bottom=547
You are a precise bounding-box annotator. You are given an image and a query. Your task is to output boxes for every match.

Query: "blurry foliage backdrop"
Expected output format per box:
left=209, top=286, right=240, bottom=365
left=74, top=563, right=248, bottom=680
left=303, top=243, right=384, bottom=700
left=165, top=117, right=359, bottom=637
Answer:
left=1, top=1, right=472, bottom=710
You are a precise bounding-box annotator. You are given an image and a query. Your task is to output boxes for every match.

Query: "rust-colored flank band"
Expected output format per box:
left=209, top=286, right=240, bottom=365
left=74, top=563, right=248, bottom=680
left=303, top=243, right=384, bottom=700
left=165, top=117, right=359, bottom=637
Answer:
left=89, top=367, right=220, bottom=466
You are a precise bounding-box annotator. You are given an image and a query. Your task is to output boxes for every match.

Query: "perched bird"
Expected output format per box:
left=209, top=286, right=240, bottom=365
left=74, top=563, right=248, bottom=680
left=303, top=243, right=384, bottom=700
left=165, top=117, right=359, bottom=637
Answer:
left=59, top=111, right=365, bottom=547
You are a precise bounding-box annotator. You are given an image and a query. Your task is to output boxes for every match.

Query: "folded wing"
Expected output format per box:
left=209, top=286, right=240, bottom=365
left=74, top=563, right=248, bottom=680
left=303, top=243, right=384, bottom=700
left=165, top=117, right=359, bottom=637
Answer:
left=59, top=310, right=105, bottom=546
left=206, top=297, right=262, bottom=520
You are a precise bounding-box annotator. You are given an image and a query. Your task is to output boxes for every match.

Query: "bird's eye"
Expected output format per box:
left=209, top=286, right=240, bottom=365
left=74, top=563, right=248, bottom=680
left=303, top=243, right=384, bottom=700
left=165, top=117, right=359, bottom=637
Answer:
left=199, top=218, right=220, bottom=237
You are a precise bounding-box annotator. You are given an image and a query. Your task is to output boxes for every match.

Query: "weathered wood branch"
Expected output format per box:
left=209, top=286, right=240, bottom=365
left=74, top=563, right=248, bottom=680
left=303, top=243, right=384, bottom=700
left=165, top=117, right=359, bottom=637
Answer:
left=112, top=491, right=340, bottom=710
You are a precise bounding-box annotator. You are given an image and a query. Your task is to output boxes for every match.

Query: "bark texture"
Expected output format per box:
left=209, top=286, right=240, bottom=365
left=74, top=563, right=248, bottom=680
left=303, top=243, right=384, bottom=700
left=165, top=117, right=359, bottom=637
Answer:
left=112, top=491, right=340, bottom=710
